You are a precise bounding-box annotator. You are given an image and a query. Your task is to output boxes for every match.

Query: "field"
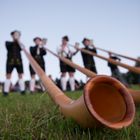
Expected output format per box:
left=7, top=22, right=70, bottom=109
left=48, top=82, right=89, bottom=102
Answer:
left=0, top=86, right=140, bottom=140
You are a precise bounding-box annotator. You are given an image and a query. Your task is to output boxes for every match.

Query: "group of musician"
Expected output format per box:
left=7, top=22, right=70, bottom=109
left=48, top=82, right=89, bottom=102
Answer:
left=3, top=30, right=125, bottom=96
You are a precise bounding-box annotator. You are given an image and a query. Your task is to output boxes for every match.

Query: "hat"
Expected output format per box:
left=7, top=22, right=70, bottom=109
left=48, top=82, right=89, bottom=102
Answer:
left=82, top=38, right=90, bottom=44
left=33, top=37, right=42, bottom=42
left=62, top=36, right=69, bottom=42
left=11, top=30, right=21, bottom=36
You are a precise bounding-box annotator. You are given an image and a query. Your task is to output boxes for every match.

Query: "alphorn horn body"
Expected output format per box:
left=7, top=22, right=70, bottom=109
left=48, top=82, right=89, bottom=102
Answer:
left=22, top=45, right=135, bottom=129
left=22, top=46, right=135, bottom=129
left=94, top=46, right=140, bottom=63
left=127, top=89, right=140, bottom=104
left=73, top=46, right=140, bottom=74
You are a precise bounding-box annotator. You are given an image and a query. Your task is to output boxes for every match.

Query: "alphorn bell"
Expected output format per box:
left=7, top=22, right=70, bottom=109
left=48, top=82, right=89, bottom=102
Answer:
left=22, top=44, right=135, bottom=130
left=69, top=44, right=140, bottom=75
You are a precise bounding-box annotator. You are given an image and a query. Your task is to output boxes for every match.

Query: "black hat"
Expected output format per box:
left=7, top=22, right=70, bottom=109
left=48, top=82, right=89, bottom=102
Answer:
left=11, top=30, right=21, bottom=36
left=82, top=38, right=90, bottom=44
left=62, top=36, right=69, bottom=42
left=33, top=37, right=42, bottom=42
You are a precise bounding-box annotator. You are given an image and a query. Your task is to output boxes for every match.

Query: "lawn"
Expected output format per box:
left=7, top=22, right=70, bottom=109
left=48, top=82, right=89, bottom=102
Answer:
left=0, top=89, right=140, bottom=140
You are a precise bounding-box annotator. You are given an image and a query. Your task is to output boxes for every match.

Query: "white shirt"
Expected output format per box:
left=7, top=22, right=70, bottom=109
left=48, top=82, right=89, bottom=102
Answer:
left=37, top=45, right=43, bottom=55
left=57, top=44, right=73, bottom=58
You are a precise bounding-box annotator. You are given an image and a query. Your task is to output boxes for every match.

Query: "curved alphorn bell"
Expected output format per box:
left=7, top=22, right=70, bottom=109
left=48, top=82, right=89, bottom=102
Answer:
left=21, top=45, right=135, bottom=129
left=22, top=45, right=135, bottom=129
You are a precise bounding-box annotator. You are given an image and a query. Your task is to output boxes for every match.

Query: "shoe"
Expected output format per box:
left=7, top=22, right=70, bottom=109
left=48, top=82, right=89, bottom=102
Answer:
left=3, top=92, right=8, bottom=96
left=21, top=91, right=26, bottom=95
left=30, top=91, right=35, bottom=94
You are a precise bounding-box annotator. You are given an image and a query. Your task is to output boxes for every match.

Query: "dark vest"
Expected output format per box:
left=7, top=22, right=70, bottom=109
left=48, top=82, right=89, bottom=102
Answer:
left=6, top=41, right=22, bottom=65
left=81, top=46, right=97, bottom=67
left=30, top=46, right=47, bottom=66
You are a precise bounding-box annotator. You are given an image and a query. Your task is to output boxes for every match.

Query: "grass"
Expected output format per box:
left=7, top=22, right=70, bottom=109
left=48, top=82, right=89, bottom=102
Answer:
left=0, top=88, right=140, bottom=140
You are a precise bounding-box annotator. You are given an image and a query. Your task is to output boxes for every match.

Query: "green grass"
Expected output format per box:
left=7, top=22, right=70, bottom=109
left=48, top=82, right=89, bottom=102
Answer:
left=0, top=89, right=140, bottom=140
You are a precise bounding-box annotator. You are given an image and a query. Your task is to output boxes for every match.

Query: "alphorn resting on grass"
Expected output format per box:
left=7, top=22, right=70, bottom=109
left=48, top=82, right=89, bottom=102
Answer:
left=21, top=44, right=135, bottom=130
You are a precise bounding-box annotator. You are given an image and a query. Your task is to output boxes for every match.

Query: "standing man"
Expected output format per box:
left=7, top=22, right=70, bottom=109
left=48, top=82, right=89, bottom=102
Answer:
left=29, top=37, right=47, bottom=93
left=3, top=30, right=25, bottom=96
left=81, top=38, right=98, bottom=74
left=108, top=52, right=128, bottom=85
left=135, top=57, right=140, bottom=85
left=57, top=36, right=78, bottom=91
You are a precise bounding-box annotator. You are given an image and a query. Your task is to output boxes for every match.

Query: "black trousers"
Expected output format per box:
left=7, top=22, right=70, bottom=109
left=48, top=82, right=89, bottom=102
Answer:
left=6, top=60, right=24, bottom=74
left=60, top=60, right=75, bottom=73
left=85, top=64, right=97, bottom=74
left=29, top=64, right=45, bottom=75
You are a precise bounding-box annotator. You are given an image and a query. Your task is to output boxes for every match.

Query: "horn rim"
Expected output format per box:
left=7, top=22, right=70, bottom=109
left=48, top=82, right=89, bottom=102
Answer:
left=84, top=75, right=135, bottom=129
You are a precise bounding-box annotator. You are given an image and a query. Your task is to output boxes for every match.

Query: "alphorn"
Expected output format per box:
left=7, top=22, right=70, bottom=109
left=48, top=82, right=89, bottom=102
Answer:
left=69, top=44, right=140, bottom=75
left=22, top=45, right=135, bottom=129
left=94, top=46, right=140, bottom=63
left=21, top=45, right=135, bottom=129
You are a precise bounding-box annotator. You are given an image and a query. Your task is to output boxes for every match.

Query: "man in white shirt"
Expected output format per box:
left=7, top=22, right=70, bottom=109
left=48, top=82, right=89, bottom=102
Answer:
left=57, top=36, right=78, bottom=91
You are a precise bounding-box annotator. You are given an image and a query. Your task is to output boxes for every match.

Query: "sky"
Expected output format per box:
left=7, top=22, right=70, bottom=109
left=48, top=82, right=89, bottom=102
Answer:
left=0, top=0, right=140, bottom=83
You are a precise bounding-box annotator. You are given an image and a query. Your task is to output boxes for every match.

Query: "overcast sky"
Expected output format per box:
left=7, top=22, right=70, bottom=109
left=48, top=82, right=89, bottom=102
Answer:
left=0, top=0, right=140, bottom=83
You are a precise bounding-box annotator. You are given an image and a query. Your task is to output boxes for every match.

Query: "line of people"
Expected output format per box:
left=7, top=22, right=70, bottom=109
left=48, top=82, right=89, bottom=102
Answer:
left=2, top=30, right=125, bottom=96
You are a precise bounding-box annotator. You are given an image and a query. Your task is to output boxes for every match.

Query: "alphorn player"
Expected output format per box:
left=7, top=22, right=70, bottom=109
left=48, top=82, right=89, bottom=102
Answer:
left=134, top=57, right=140, bottom=85
left=81, top=38, right=98, bottom=74
left=108, top=52, right=128, bottom=85
left=57, top=36, right=78, bottom=91
left=3, top=30, right=25, bottom=96
left=29, top=37, right=47, bottom=93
